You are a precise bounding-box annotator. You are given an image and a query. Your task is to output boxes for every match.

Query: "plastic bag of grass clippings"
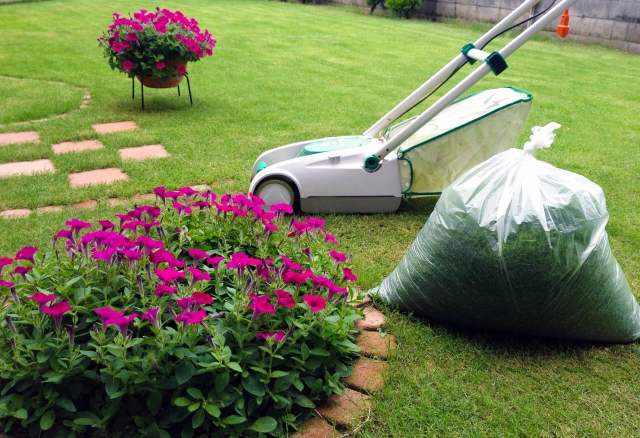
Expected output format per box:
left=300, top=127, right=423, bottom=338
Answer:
left=375, top=123, right=640, bottom=342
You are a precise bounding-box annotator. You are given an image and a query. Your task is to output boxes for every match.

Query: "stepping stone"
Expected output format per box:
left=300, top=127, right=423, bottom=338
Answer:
left=119, top=144, right=168, bottom=161
left=290, top=417, right=340, bottom=438
left=355, top=307, right=386, bottom=331
left=106, top=198, right=127, bottom=207
left=132, top=193, right=156, bottom=202
left=36, top=206, right=63, bottom=214
left=343, top=357, right=389, bottom=393
left=0, top=159, right=55, bottom=178
left=71, top=200, right=98, bottom=211
left=316, top=388, right=370, bottom=430
left=191, top=185, right=209, bottom=192
left=0, top=209, right=31, bottom=219
left=356, top=331, right=396, bottom=359
left=0, top=131, right=40, bottom=146
left=92, top=121, right=138, bottom=134
left=52, top=140, right=104, bottom=155
left=69, top=168, right=128, bottom=188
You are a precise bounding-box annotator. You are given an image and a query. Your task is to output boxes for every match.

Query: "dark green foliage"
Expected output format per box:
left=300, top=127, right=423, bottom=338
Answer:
left=385, top=0, right=421, bottom=18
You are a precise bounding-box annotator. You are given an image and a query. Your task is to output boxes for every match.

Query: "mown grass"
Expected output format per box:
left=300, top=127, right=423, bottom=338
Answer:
left=0, top=0, right=639, bottom=436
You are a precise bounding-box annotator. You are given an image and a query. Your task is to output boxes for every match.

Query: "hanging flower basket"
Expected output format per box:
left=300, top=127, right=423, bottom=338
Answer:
left=99, top=8, right=216, bottom=83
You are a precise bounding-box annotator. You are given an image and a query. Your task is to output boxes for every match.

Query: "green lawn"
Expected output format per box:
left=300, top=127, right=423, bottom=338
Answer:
left=1, top=0, right=639, bottom=436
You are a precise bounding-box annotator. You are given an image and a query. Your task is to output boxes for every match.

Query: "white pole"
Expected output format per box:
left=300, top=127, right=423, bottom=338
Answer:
left=362, top=0, right=542, bottom=137
left=369, top=0, right=580, bottom=160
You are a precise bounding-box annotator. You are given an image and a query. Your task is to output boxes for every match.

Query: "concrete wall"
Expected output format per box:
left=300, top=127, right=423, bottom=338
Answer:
left=329, top=0, right=640, bottom=54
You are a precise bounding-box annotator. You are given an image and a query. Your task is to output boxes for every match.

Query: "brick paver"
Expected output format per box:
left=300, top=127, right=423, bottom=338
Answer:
left=52, top=140, right=104, bottom=155
left=71, top=200, right=98, bottom=211
left=68, top=168, right=128, bottom=188
left=119, top=144, right=168, bottom=161
left=0, top=159, right=55, bottom=178
left=92, top=121, right=138, bottom=134
left=0, top=131, right=40, bottom=146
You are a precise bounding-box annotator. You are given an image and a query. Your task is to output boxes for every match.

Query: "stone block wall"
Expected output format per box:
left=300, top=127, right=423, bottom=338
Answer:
left=329, top=0, right=640, bottom=54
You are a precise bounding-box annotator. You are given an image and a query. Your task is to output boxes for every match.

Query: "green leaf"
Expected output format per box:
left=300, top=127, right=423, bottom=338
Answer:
left=300, top=343, right=310, bottom=361
left=250, top=416, right=277, bottom=433
left=204, top=404, right=220, bottom=418
left=147, top=392, right=162, bottom=416
left=269, top=371, right=288, bottom=378
left=222, top=415, right=246, bottom=425
left=65, top=277, right=82, bottom=287
left=294, top=395, right=316, bottom=409
left=186, top=388, right=202, bottom=399
left=273, top=372, right=296, bottom=393
left=181, top=423, right=194, bottom=438
left=73, top=412, right=100, bottom=426
left=227, top=362, right=242, bottom=373
left=309, top=348, right=330, bottom=356
left=174, top=397, right=192, bottom=407
left=215, top=372, right=230, bottom=393
left=187, top=403, right=200, bottom=412
left=242, top=374, right=265, bottom=396
left=105, top=376, right=119, bottom=397
left=57, top=397, right=76, bottom=412
left=37, top=351, right=50, bottom=363
left=13, top=408, right=28, bottom=419
left=191, top=409, right=205, bottom=429
left=176, top=361, right=195, bottom=385
left=40, top=410, right=56, bottom=431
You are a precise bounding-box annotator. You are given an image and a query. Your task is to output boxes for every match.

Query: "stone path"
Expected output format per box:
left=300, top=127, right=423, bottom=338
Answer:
left=0, top=121, right=181, bottom=218
left=292, top=303, right=396, bottom=438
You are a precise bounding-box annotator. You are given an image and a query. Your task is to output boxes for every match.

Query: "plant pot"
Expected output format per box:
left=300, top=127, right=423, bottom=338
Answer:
left=136, top=60, right=187, bottom=89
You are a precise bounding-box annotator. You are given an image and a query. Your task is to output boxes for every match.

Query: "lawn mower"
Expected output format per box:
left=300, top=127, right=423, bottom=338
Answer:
left=248, top=0, right=577, bottom=213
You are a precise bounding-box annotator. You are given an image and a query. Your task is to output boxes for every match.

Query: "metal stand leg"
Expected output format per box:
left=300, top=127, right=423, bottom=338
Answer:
left=141, top=77, right=145, bottom=110
left=132, top=77, right=135, bottom=100
left=177, top=85, right=181, bottom=96
left=185, top=73, right=192, bottom=106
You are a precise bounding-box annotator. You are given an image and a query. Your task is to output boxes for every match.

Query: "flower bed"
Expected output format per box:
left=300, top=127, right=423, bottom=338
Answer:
left=0, top=188, right=362, bottom=437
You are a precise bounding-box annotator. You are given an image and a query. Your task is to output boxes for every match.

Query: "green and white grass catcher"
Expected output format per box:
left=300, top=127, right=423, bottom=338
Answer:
left=249, top=0, right=578, bottom=213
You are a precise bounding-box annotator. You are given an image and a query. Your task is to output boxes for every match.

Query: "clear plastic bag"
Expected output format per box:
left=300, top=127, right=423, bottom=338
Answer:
left=375, top=124, right=640, bottom=342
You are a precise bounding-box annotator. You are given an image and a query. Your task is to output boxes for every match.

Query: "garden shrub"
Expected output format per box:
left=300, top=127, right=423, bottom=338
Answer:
left=0, top=188, right=362, bottom=437
left=386, top=0, right=421, bottom=18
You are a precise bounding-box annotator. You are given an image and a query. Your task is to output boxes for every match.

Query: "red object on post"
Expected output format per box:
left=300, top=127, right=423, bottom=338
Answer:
left=557, top=10, right=570, bottom=38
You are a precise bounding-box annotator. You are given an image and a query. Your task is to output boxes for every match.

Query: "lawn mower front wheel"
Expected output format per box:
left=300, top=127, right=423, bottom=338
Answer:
left=254, top=178, right=298, bottom=209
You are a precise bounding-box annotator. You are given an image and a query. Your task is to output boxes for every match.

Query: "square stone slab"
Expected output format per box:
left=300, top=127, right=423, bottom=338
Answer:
left=118, top=144, right=168, bottom=161
left=69, top=168, right=128, bottom=188
left=0, top=131, right=40, bottom=146
left=0, top=159, right=55, bottom=178
left=0, top=209, right=31, bottom=219
left=92, top=121, right=138, bottom=134
left=52, top=139, right=104, bottom=155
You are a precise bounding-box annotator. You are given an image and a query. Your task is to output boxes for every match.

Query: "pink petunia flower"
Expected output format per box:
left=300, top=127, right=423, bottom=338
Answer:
left=11, top=265, right=32, bottom=279
left=175, top=309, right=207, bottom=326
left=342, top=267, right=358, bottom=282
left=328, top=283, right=348, bottom=301
left=42, top=301, right=73, bottom=329
left=122, top=60, right=134, bottom=71
left=0, top=279, right=15, bottom=289
left=176, top=297, right=196, bottom=311
left=155, top=268, right=185, bottom=283
left=15, top=246, right=38, bottom=265
left=188, top=267, right=211, bottom=286
left=323, top=231, right=339, bottom=245
left=207, top=255, right=224, bottom=273
left=94, top=306, right=125, bottom=327
left=106, top=313, right=137, bottom=336
left=0, top=257, right=13, bottom=275
left=256, top=330, right=286, bottom=343
left=98, top=220, right=116, bottom=231
left=187, top=249, right=208, bottom=265
left=155, top=61, right=166, bottom=70
left=192, top=292, right=214, bottom=306
left=155, top=284, right=177, bottom=296
left=141, top=307, right=160, bottom=330
left=126, top=32, right=138, bottom=42
left=248, top=293, right=275, bottom=318
left=275, top=290, right=295, bottom=309
left=328, top=250, right=347, bottom=263
left=302, top=295, right=327, bottom=313
left=176, top=64, right=187, bottom=75
left=28, top=292, right=57, bottom=311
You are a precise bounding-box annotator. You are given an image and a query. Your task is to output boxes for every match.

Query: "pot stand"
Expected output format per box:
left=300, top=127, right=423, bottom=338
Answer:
left=131, top=73, right=193, bottom=110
